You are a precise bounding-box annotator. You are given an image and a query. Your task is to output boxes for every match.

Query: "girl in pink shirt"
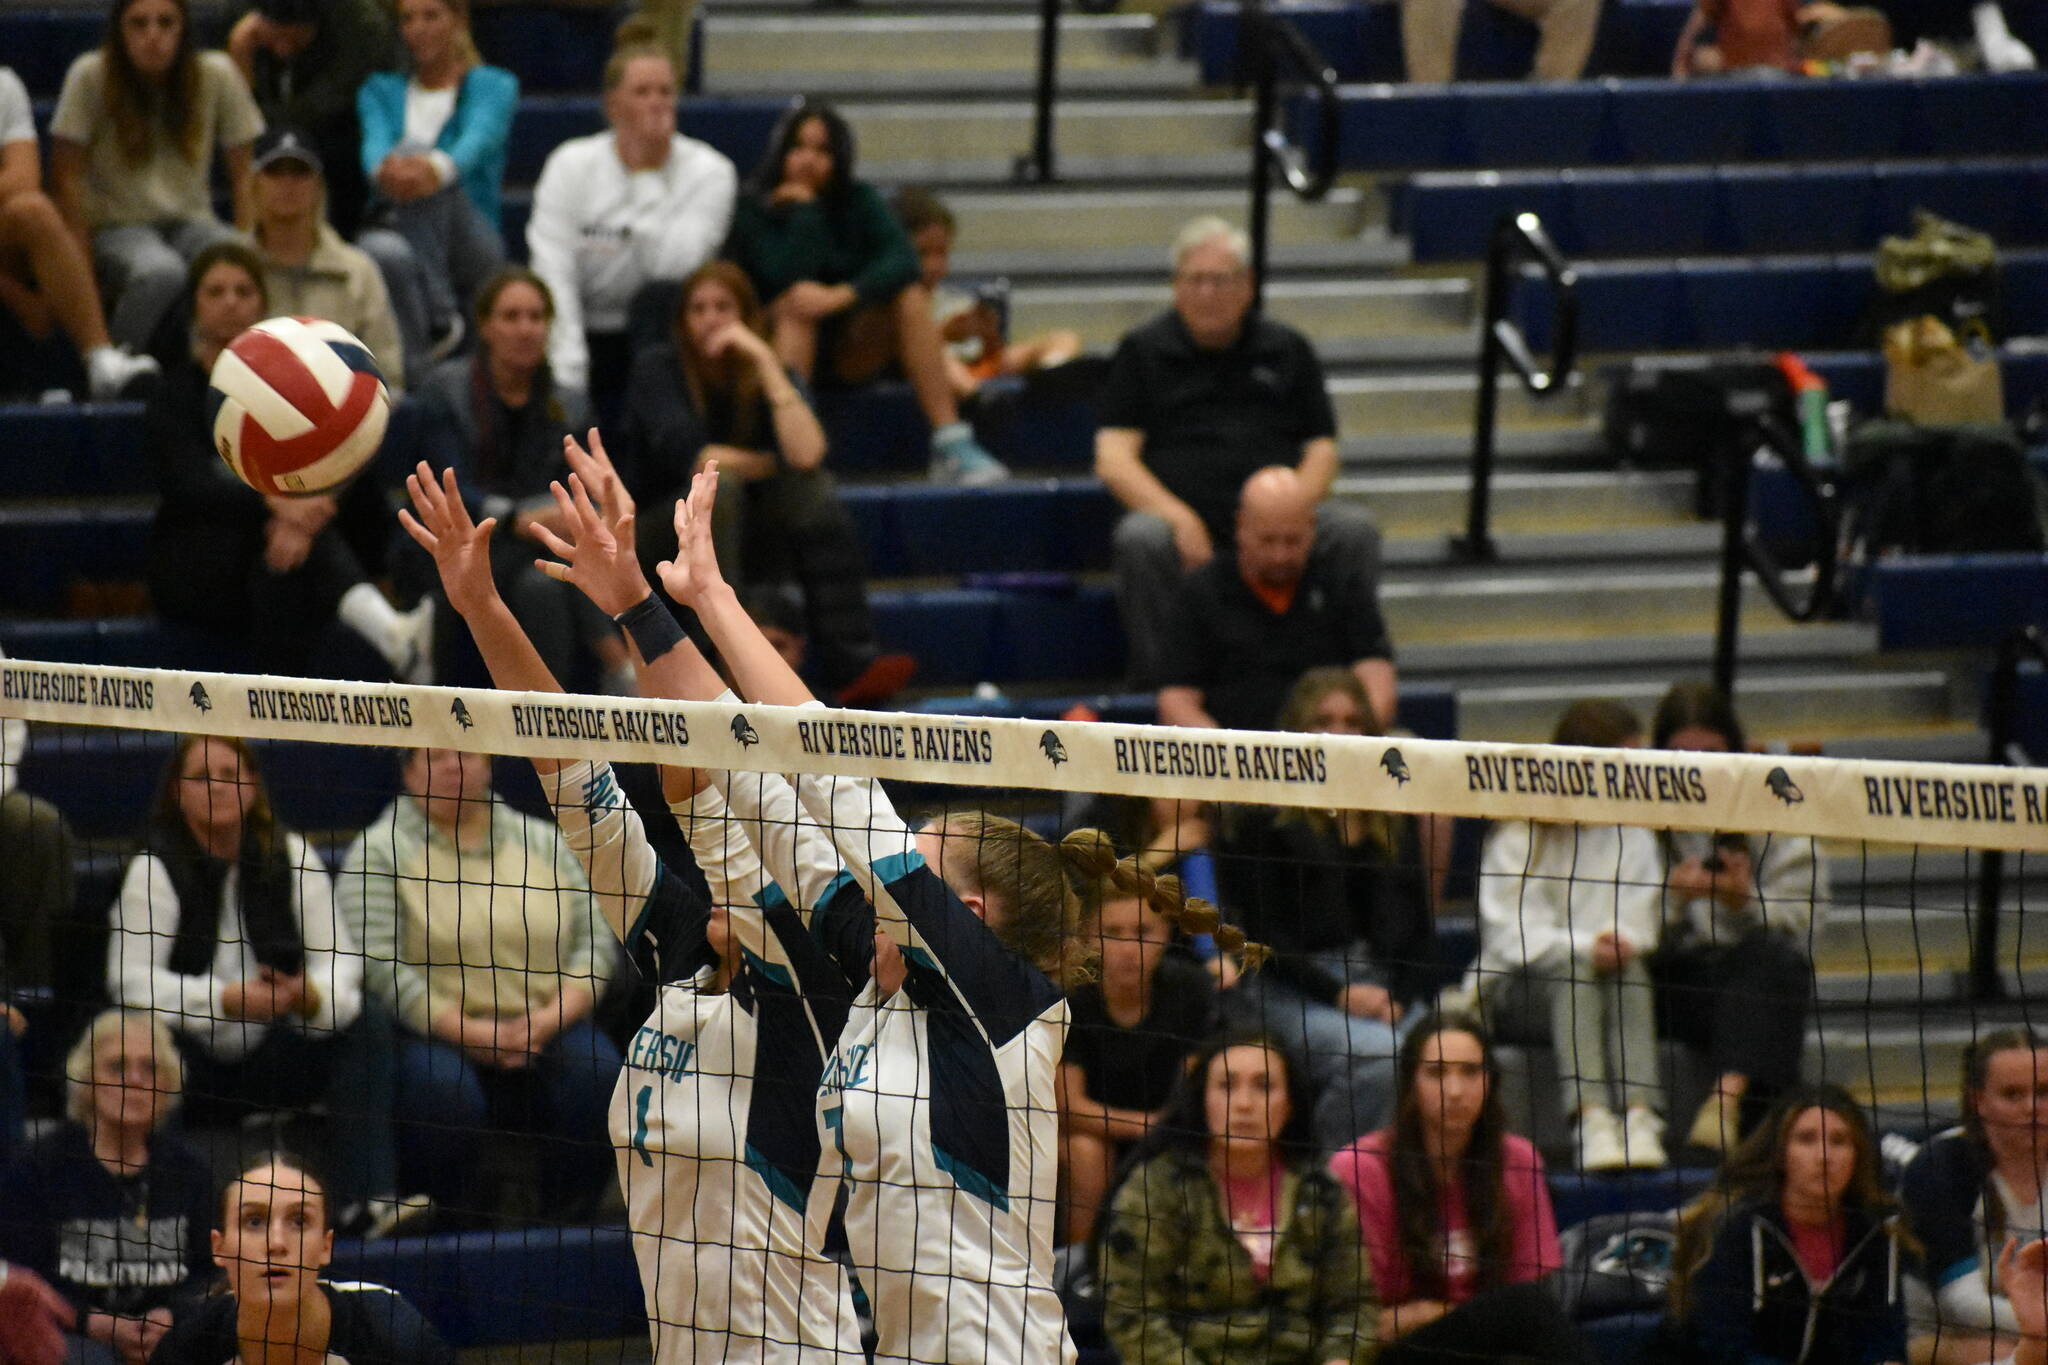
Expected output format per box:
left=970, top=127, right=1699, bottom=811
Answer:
left=1330, top=1013, right=1592, bottom=1364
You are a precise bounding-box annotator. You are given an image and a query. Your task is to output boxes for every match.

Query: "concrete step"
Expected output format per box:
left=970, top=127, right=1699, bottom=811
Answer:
left=937, top=185, right=1376, bottom=259
left=1455, top=668, right=1959, bottom=744
left=1331, top=371, right=1589, bottom=436
left=1380, top=566, right=1798, bottom=647
left=1382, top=522, right=1721, bottom=569
left=849, top=98, right=1251, bottom=183
left=1402, top=620, right=1879, bottom=677
left=1338, top=469, right=1694, bottom=539
left=1011, top=277, right=1471, bottom=352
left=1339, top=423, right=1608, bottom=472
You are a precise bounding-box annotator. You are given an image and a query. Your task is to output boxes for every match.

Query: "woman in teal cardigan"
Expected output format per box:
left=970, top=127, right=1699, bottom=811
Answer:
left=355, top=0, right=513, bottom=352
left=726, top=100, right=1006, bottom=485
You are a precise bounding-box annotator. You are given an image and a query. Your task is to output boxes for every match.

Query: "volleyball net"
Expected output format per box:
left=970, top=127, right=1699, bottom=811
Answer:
left=1, top=654, right=2044, bottom=1359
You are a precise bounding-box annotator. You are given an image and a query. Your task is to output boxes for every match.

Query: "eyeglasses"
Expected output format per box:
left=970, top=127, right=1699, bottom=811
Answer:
left=1174, top=269, right=1249, bottom=291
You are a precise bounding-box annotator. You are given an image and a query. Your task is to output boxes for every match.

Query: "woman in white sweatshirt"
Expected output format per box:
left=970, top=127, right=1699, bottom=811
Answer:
left=1460, top=699, right=1668, bottom=1172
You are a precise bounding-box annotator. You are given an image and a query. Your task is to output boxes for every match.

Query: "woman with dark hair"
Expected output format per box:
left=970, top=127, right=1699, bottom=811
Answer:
left=47, top=0, right=263, bottom=350
left=1668, top=1085, right=1911, bottom=1365
left=1460, top=698, right=1668, bottom=1171
left=1900, top=1027, right=2048, bottom=1365
left=1097, top=1032, right=1376, bottom=1365
left=413, top=265, right=625, bottom=691
left=1330, top=1013, right=1588, bottom=1365
left=0, top=1009, right=212, bottom=1365
left=1215, top=666, right=1432, bottom=1152
left=621, top=259, right=910, bottom=704
left=153, top=1156, right=452, bottom=1365
left=727, top=101, right=1007, bottom=484
left=1649, top=682, right=1828, bottom=1156
left=146, top=243, right=431, bottom=679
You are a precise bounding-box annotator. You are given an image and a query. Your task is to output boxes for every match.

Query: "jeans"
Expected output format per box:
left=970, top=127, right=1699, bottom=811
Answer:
left=376, top=186, right=504, bottom=336
left=392, top=1016, right=622, bottom=1215
left=357, top=228, right=434, bottom=389
left=93, top=219, right=241, bottom=350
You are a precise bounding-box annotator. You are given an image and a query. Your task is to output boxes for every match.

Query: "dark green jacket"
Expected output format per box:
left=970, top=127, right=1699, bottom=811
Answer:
left=1100, top=1149, right=1378, bottom=1365
left=726, top=181, right=919, bottom=308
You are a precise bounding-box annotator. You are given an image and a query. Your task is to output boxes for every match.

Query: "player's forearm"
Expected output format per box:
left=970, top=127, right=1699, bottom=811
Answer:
left=693, top=582, right=813, bottom=708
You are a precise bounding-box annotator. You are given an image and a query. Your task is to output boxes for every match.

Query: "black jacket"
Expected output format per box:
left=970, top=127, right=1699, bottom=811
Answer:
left=153, top=1280, right=454, bottom=1365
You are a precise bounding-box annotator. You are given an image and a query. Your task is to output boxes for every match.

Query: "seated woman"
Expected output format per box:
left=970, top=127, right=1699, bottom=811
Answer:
left=1060, top=879, right=1218, bottom=1245
left=247, top=126, right=405, bottom=388
left=153, top=1156, right=452, bottom=1365
left=726, top=101, right=1007, bottom=485
left=355, top=0, right=512, bottom=361
left=146, top=243, right=432, bottom=680
left=1668, top=1085, right=1911, bottom=1365
left=107, top=733, right=398, bottom=1221
left=621, top=260, right=911, bottom=705
left=0, top=1009, right=213, bottom=1365
left=1650, top=682, right=1828, bottom=1155
left=412, top=265, right=625, bottom=692
left=48, top=0, right=264, bottom=353
left=1216, top=667, right=1433, bottom=1152
left=1098, top=1032, right=1376, bottom=1365
left=1900, top=1028, right=2048, bottom=1365
left=1331, top=1014, right=1587, bottom=1365
left=1460, top=698, right=1667, bottom=1171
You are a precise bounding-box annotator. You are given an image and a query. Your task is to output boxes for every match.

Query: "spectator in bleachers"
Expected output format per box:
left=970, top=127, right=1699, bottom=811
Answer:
left=1899, top=1027, right=2048, bottom=1365
left=247, top=128, right=406, bottom=388
left=412, top=265, right=630, bottom=692
left=1157, top=466, right=1396, bottom=735
left=1213, top=667, right=1430, bottom=1152
left=1649, top=682, right=1825, bottom=1158
left=620, top=260, right=914, bottom=706
left=0, top=643, right=81, bottom=1046
left=1330, top=1014, right=1585, bottom=1365
left=1670, top=0, right=1803, bottom=74
left=526, top=37, right=733, bottom=411
left=1667, top=1085, right=1910, bottom=1365
left=1097, top=1032, right=1378, bottom=1365
left=1402, top=0, right=1598, bottom=81
left=146, top=243, right=433, bottom=681
left=1059, top=878, right=1219, bottom=1245
left=341, top=746, right=621, bottom=1215
left=107, top=734, right=399, bottom=1220
left=0, top=66, right=162, bottom=399
left=226, top=0, right=396, bottom=238
left=47, top=0, right=264, bottom=353
left=1461, top=698, right=1668, bottom=1171
left=153, top=1156, right=453, bottom=1365
left=1856, top=0, right=2036, bottom=67
left=726, top=102, right=1008, bottom=485
left=893, top=186, right=1083, bottom=402
left=1096, top=216, right=1379, bottom=692
left=0, top=1009, right=212, bottom=1365
left=357, top=0, right=514, bottom=363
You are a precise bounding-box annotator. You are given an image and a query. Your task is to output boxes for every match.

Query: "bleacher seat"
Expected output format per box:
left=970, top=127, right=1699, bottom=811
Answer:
left=0, top=404, right=149, bottom=499
left=1678, top=257, right=1855, bottom=350
left=1866, top=554, right=2048, bottom=651
left=471, top=3, right=633, bottom=94
left=1582, top=1310, right=1664, bottom=1365
left=329, top=1227, right=644, bottom=1348
left=3, top=9, right=103, bottom=99
left=1875, top=161, right=2039, bottom=245
left=1757, top=81, right=1909, bottom=160
left=1606, top=81, right=1757, bottom=164
left=1720, top=165, right=1872, bottom=255
left=0, top=503, right=150, bottom=614
left=1458, top=84, right=1609, bottom=168
left=1567, top=168, right=1718, bottom=257
left=842, top=480, right=1118, bottom=578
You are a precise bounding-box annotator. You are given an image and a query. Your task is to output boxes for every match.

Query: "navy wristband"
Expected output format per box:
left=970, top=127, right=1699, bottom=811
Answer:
left=614, top=594, right=684, bottom=663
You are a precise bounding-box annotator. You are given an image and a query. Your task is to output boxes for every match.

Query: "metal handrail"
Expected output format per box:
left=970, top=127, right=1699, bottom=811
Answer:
left=1710, top=407, right=1840, bottom=696
left=1451, top=212, right=1578, bottom=563
left=1971, top=624, right=2048, bottom=1001
left=1025, top=0, right=1063, bottom=182
left=1243, top=0, right=1339, bottom=306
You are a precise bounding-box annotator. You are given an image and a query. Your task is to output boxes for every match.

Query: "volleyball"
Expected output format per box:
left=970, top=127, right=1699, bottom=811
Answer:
left=209, top=316, right=390, bottom=496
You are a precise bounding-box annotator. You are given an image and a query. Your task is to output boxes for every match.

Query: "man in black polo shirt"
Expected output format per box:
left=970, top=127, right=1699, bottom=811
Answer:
left=1094, top=215, right=1380, bottom=693
left=1157, top=466, right=1396, bottom=733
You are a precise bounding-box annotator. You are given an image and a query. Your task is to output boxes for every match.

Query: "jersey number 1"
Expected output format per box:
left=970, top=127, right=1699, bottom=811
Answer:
left=632, top=1084, right=654, bottom=1167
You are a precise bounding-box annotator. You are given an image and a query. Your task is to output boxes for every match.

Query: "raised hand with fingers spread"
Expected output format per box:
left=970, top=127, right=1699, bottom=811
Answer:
left=655, top=462, right=732, bottom=611
left=527, top=430, right=651, bottom=619
left=399, top=463, right=502, bottom=621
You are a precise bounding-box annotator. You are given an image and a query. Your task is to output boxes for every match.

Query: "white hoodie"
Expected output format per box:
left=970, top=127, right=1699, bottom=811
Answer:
left=1464, top=819, right=1665, bottom=993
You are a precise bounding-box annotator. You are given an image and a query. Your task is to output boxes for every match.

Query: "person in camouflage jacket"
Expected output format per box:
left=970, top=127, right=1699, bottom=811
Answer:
left=1098, top=1032, right=1378, bottom=1365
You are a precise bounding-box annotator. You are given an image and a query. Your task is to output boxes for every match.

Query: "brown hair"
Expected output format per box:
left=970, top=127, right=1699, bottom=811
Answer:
left=101, top=0, right=203, bottom=166
left=893, top=185, right=955, bottom=238
left=1669, top=1084, right=1910, bottom=1318
left=474, top=264, right=555, bottom=329
left=153, top=733, right=280, bottom=843
left=188, top=239, right=270, bottom=308
left=1057, top=828, right=1266, bottom=971
left=1388, top=1012, right=1515, bottom=1299
left=1275, top=666, right=1403, bottom=858
left=673, top=261, right=768, bottom=448
left=1960, top=1026, right=2048, bottom=1251
left=1652, top=680, right=1748, bottom=753
left=1550, top=697, right=1643, bottom=749
left=602, top=38, right=676, bottom=94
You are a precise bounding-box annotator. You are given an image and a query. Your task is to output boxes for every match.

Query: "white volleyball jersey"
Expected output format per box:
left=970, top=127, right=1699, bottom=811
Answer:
left=545, top=762, right=862, bottom=1365
left=786, top=761, right=1075, bottom=1365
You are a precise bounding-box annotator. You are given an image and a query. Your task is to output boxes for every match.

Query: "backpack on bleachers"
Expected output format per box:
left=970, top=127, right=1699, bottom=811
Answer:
left=1552, top=1208, right=1678, bottom=1322
left=1839, top=419, right=2048, bottom=559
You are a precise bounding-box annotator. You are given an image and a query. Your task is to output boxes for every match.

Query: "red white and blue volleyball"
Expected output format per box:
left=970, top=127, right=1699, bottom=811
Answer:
left=209, top=317, right=390, bottom=496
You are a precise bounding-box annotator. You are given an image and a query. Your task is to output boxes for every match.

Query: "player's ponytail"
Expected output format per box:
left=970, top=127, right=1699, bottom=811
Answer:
left=1059, top=836, right=1267, bottom=971
left=930, top=812, right=1094, bottom=989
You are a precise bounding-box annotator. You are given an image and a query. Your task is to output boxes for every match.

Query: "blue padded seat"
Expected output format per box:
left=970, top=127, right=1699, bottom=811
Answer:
left=2002, top=255, right=2048, bottom=336
left=811, top=383, right=930, bottom=478
left=1, top=10, right=103, bottom=99
left=1867, top=554, right=2048, bottom=651
left=0, top=403, right=149, bottom=498
left=1756, top=79, right=1909, bottom=160
left=1517, top=262, right=1681, bottom=352
left=1407, top=173, right=1572, bottom=262
left=1394, top=681, right=1458, bottom=740
left=1876, top=161, right=2037, bottom=244
left=328, top=1227, right=644, bottom=1348
left=1568, top=168, right=1719, bottom=257
left=1457, top=82, right=1610, bottom=167
left=995, top=583, right=1123, bottom=683
left=869, top=588, right=1005, bottom=686
left=1548, top=1167, right=1713, bottom=1232
left=1907, top=72, right=2048, bottom=157
left=1678, top=256, right=1858, bottom=349
left=874, top=481, right=1118, bottom=577
left=1604, top=79, right=1758, bottom=165
left=1321, top=84, right=1463, bottom=170
left=1590, top=0, right=1694, bottom=77
left=1582, top=1310, right=1665, bottom=1365
left=471, top=3, right=633, bottom=93
left=0, top=618, right=251, bottom=673
left=2015, top=662, right=2048, bottom=763
left=0, top=504, right=151, bottom=614
left=1720, top=164, right=1874, bottom=254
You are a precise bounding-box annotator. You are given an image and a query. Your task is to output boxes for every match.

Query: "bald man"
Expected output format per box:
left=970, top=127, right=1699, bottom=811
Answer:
left=1156, top=466, right=1396, bottom=733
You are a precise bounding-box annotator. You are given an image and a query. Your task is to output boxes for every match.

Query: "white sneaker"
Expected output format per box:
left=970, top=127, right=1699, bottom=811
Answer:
left=397, top=597, right=435, bottom=685
left=1577, top=1105, right=1628, bottom=1172
left=86, top=346, right=159, bottom=400
left=1623, top=1106, right=1669, bottom=1169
